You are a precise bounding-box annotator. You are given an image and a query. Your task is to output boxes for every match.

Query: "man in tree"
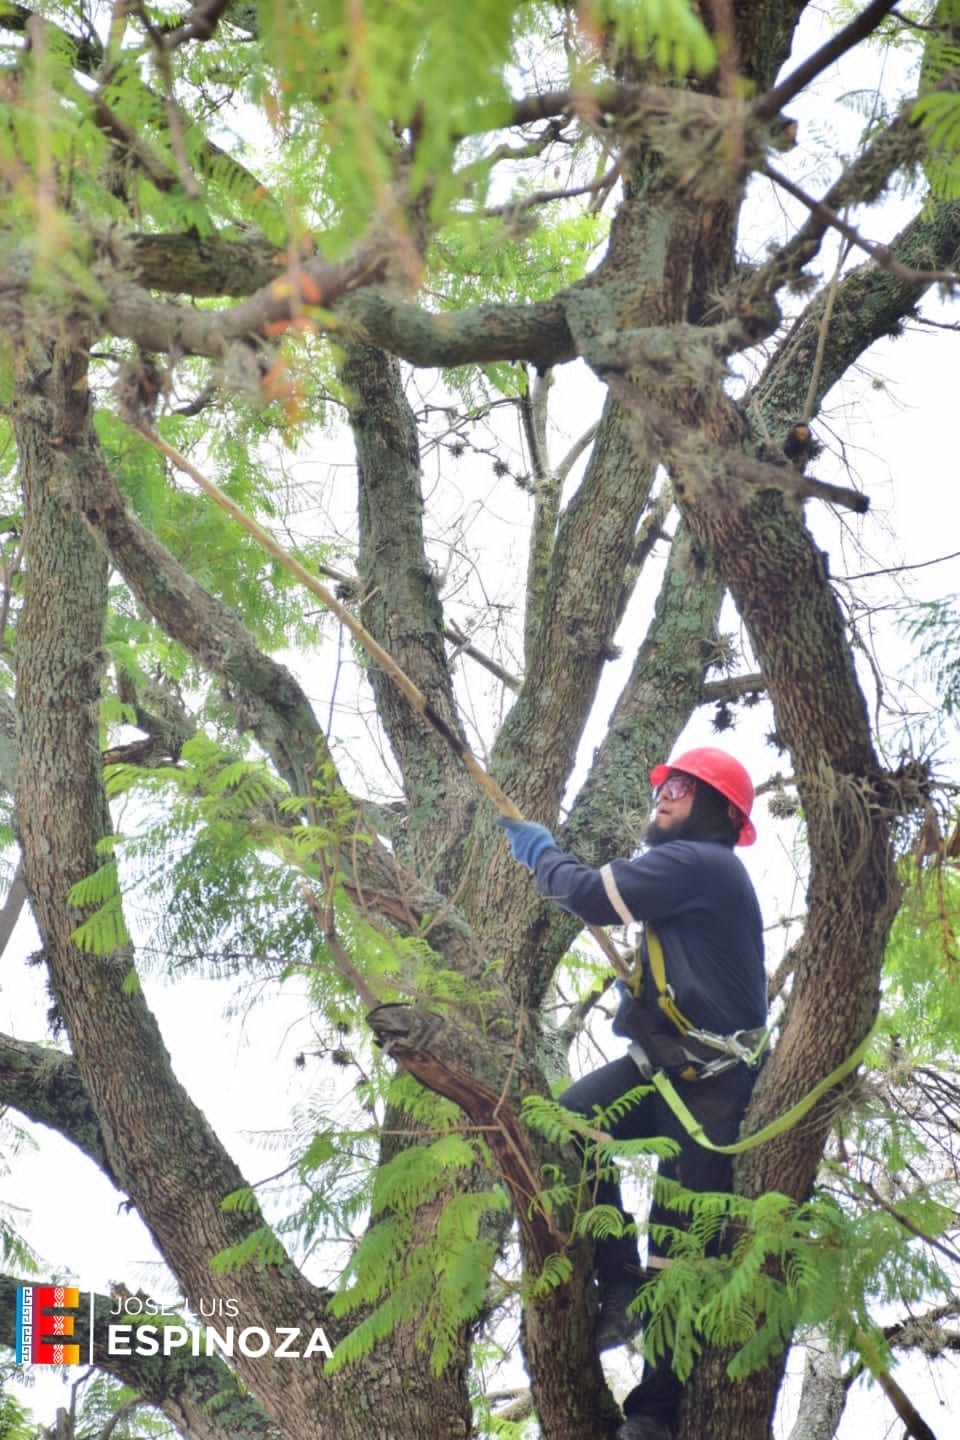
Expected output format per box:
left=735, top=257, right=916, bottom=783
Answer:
left=499, top=747, right=766, bottom=1440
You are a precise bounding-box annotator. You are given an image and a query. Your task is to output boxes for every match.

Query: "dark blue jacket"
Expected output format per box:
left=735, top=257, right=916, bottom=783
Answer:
left=534, top=840, right=766, bottom=1036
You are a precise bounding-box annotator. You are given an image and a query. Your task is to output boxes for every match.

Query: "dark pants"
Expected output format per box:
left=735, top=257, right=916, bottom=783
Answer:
left=559, top=1054, right=755, bottom=1422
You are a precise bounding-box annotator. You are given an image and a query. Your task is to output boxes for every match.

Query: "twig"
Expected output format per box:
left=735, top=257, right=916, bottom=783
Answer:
left=97, top=1397, right=146, bottom=1440
left=752, top=0, right=901, bottom=123
left=173, top=380, right=218, bottom=417
left=801, top=239, right=852, bottom=425
left=612, top=483, right=673, bottom=629
left=767, top=944, right=799, bottom=1004
left=854, top=1174, right=960, bottom=1266
left=444, top=621, right=521, bottom=691
left=841, top=548, right=960, bottom=580
left=520, top=366, right=553, bottom=481
left=310, top=556, right=521, bottom=688
left=301, top=885, right=381, bottom=1010
left=763, top=161, right=960, bottom=290
left=557, top=976, right=615, bottom=1050
left=483, top=165, right=620, bottom=219
left=701, top=672, right=766, bottom=703
left=163, top=0, right=234, bottom=49
left=129, top=0, right=202, bottom=199
left=556, top=421, right=601, bottom=482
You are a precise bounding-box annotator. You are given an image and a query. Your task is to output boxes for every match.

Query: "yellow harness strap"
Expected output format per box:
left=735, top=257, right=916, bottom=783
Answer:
left=650, top=1026, right=874, bottom=1153
left=646, top=924, right=696, bottom=1033
left=637, top=926, right=871, bottom=1150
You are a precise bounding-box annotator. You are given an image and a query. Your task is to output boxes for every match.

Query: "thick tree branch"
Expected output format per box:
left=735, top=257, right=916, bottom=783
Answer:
left=750, top=195, right=960, bottom=437
left=96, top=241, right=391, bottom=360
left=784, top=1334, right=848, bottom=1440
left=504, top=80, right=733, bottom=137
left=106, top=251, right=576, bottom=368
left=342, top=342, right=478, bottom=878
left=126, top=231, right=285, bottom=296
left=886, top=1301, right=960, bottom=1354
left=729, top=0, right=808, bottom=91
left=367, top=1004, right=564, bottom=1261
left=12, top=341, right=337, bottom=1434
left=491, top=391, right=657, bottom=817
left=603, top=372, right=870, bottom=513
left=85, top=250, right=575, bottom=369
left=0, top=863, right=26, bottom=961
left=560, top=518, right=725, bottom=866
left=339, top=287, right=577, bottom=372
left=701, top=671, right=766, bottom=704
left=870, top=1361, right=938, bottom=1440
left=0, top=1033, right=110, bottom=1173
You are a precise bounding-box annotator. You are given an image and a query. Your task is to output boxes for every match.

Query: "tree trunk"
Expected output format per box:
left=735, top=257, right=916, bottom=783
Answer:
left=10, top=342, right=478, bottom=1440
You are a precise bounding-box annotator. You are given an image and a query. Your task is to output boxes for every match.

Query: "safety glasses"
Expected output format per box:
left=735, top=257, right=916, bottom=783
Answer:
left=653, top=773, right=696, bottom=802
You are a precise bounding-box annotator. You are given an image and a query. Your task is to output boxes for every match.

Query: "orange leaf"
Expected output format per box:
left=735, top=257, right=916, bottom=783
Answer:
left=298, top=273, right=324, bottom=304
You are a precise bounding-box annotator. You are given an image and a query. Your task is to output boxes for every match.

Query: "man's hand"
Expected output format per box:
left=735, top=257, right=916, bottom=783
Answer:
left=496, top=817, right=556, bottom=870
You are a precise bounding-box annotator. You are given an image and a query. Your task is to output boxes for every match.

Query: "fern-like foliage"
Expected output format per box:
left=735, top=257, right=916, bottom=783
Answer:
left=68, top=850, right=133, bottom=956
left=636, top=1172, right=956, bottom=1385
left=327, top=1112, right=510, bottom=1376
left=913, top=2, right=960, bottom=198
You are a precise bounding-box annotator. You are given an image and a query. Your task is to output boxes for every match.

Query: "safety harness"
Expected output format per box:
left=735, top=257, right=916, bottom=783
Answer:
left=600, top=863, right=769, bottom=1084
left=599, top=862, right=874, bottom=1153
left=645, top=926, right=769, bottom=1079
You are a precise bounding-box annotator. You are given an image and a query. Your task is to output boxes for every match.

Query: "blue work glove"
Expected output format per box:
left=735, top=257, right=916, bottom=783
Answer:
left=496, top=816, right=556, bottom=870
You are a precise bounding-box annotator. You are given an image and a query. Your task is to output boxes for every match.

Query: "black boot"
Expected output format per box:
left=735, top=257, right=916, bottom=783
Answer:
left=616, top=1416, right=673, bottom=1440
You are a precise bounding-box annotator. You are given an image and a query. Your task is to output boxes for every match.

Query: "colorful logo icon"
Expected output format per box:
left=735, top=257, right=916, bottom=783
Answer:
left=16, top=1286, right=82, bottom=1365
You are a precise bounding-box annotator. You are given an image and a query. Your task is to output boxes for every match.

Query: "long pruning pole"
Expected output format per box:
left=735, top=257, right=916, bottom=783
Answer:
left=137, top=424, right=631, bottom=979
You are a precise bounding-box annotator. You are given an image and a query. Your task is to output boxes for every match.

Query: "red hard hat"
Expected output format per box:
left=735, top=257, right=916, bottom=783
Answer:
left=649, top=746, right=757, bottom=846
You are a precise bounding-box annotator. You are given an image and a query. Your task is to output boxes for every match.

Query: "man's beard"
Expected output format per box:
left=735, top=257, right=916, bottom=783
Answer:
left=643, top=815, right=697, bottom=847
